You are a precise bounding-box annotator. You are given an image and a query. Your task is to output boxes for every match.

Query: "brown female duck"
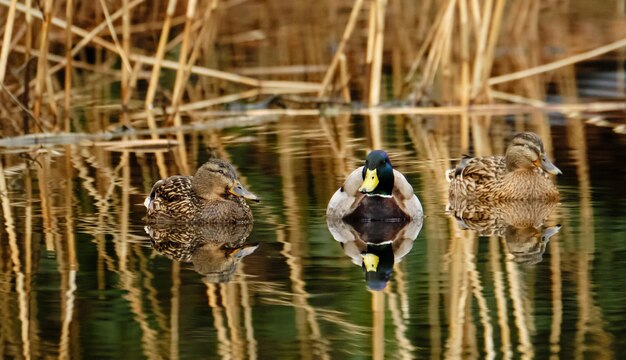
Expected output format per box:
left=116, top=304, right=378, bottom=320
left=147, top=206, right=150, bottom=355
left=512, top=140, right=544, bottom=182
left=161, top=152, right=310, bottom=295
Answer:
left=448, top=132, right=561, bottom=204
left=144, top=158, right=259, bottom=223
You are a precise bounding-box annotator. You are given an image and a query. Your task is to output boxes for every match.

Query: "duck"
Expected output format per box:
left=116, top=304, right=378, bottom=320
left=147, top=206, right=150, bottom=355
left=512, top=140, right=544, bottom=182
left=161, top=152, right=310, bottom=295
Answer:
left=327, top=216, right=422, bottom=291
left=326, top=150, right=423, bottom=221
left=144, top=158, right=259, bottom=223
left=146, top=222, right=259, bottom=283
left=447, top=200, right=560, bottom=264
left=447, top=132, right=561, bottom=204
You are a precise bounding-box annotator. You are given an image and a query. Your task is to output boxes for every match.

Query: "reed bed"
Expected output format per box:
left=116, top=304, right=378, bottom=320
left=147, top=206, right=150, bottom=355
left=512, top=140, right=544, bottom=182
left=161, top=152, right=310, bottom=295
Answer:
left=0, top=0, right=625, bottom=141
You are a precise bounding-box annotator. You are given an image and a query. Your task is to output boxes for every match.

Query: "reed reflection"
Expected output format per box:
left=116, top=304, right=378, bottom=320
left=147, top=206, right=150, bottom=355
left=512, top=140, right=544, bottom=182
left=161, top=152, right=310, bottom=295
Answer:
left=146, top=223, right=258, bottom=283
left=327, top=218, right=422, bottom=291
left=448, top=201, right=560, bottom=264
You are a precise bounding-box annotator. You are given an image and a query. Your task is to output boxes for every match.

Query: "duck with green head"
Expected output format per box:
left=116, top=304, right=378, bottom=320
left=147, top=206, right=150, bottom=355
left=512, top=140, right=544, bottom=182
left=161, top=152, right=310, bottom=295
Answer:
left=447, top=132, right=561, bottom=204
left=327, top=150, right=423, bottom=221
left=144, top=158, right=259, bottom=224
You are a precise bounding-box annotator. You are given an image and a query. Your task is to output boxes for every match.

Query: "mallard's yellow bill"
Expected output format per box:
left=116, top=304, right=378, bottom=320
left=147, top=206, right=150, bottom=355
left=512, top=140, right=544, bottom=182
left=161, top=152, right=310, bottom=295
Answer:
left=358, top=169, right=379, bottom=193
left=229, top=181, right=260, bottom=201
left=362, top=253, right=380, bottom=272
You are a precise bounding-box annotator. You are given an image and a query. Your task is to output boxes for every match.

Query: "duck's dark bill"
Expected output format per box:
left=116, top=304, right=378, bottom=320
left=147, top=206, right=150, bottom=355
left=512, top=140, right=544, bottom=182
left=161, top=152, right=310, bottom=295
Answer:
left=229, top=181, right=260, bottom=201
left=541, top=156, right=562, bottom=176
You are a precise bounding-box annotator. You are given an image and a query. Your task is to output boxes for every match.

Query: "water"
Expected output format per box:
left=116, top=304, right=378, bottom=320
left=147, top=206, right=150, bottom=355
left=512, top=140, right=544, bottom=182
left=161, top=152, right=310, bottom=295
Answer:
left=0, top=113, right=625, bottom=359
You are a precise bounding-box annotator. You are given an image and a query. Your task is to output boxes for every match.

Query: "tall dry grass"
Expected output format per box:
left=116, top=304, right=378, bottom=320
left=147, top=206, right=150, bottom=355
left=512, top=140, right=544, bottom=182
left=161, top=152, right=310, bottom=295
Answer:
left=0, top=0, right=624, bottom=140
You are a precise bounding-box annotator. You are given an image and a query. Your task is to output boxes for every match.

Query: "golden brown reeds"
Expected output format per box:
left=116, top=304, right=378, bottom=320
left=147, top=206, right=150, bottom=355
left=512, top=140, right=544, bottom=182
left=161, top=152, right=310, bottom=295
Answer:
left=0, top=0, right=624, bottom=142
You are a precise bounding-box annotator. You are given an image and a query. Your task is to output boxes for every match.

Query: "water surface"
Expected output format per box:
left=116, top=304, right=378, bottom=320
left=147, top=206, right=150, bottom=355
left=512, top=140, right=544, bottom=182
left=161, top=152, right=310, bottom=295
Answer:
left=1, top=113, right=625, bottom=359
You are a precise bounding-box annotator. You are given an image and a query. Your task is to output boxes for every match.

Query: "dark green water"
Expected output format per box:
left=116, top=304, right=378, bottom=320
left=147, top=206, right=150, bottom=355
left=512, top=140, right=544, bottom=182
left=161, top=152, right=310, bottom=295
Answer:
left=1, top=114, right=625, bottom=359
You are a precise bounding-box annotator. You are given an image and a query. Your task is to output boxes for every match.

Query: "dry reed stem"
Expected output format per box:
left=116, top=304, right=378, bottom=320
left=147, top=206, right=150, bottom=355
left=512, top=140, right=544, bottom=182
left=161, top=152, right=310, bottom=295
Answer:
left=92, top=139, right=179, bottom=150
left=470, top=0, right=494, bottom=97
left=144, top=0, right=179, bottom=137
left=318, top=0, right=364, bottom=96
left=366, top=0, right=376, bottom=64
left=142, top=0, right=178, bottom=179
left=131, top=53, right=321, bottom=90
left=235, top=65, right=326, bottom=76
left=169, top=0, right=198, bottom=175
left=0, top=0, right=18, bottom=84
left=176, top=101, right=626, bottom=119
left=489, top=90, right=546, bottom=107
left=123, top=62, right=143, bottom=104
left=475, top=0, right=505, bottom=98
left=64, top=0, right=73, bottom=131
left=130, top=88, right=260, bottom=119
left=171, top=0, right=198, bottom=113
left=368, top=0, right=386, bottom=106
left=489, top=35, right=626, bottom=85
left=44, top=75, right=58, bottom=120
left=98, top=0, right=132, bottom=73
left=419, top=0, right=455, bottom=97
left=122, top=0, right=131, bottom=105
left=33, top=0, right=53, bottom=118
left=338, top=54, right=352, bottom=102
left=458, top=0, right=470, bottom=151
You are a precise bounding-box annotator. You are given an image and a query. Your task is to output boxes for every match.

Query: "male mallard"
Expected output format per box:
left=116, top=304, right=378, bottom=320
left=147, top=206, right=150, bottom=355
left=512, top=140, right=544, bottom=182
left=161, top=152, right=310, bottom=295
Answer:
left=326, top=150, right=423, bottom=221
left=327, top=217, right=422, bottom=291
left=144, top=158, right=259, bottom=223
left=447, top=132, right=561, bottom=204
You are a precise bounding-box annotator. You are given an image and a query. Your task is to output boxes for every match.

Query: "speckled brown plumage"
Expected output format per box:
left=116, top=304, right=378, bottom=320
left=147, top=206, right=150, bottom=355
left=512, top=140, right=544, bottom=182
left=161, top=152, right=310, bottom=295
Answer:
left=146, top=222, right=257, bottom=282
left=145, top=159, right=258, bottom=224
left=447, top=200, right=560, bottom=264
left=448, top=132, right=561, bottom=205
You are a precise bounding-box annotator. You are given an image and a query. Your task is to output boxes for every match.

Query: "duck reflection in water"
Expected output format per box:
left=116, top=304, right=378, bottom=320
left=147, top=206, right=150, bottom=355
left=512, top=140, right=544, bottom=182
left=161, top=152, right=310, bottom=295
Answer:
left=327, top=218, right=423, bottom=291
left=145, top=222, right=258, bottom=283
left=448, top=200, right=560, bottom=264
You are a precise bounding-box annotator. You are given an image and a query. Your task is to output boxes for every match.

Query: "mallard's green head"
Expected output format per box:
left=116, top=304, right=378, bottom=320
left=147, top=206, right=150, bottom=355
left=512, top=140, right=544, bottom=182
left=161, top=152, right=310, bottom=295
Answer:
left=505, top=132, right=562, bottom=175
left=359, top=150, right=394, bottom=196
left=361, top=243, right=394, bottom=291
left=193, top=159, right=260, bottom=202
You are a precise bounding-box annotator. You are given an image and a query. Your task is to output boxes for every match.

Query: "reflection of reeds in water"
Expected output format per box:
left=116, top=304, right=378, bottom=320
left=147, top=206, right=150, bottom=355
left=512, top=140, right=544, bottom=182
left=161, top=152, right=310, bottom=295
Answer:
left=0, top=110, right=617, bottom=357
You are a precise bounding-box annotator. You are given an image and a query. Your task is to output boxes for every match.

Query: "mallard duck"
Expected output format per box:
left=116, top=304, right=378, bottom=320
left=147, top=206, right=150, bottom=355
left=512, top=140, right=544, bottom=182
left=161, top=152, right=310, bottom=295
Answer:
left=144, top=158, right=259, bottom=223
left=327, top=217, right=422, bottom=291
left=326, top=150, right=423, bottom=221
left=448, top=132, right=561, bottom=204
left=447, top=200, right=560, bottom=264
left=146, top=222, right=258, bottom=283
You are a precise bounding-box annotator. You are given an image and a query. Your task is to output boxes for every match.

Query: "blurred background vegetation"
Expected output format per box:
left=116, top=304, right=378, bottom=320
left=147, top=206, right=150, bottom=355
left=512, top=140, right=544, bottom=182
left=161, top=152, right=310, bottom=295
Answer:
left=1, top=0, right=625, bottom=140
